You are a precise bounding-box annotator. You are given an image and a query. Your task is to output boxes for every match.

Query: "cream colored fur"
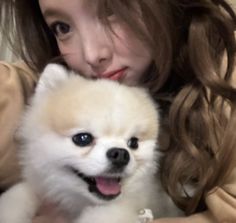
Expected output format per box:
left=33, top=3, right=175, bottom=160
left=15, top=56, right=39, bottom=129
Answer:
left=0, top=64, right=181, bottom=223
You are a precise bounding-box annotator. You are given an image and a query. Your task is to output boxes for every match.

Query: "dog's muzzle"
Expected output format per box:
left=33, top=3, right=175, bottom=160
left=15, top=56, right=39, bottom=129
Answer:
left=68, top=148, right=130, bottom=201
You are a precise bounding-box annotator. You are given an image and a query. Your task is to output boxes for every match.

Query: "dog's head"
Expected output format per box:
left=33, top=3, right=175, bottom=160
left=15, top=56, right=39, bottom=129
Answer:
left=19, top=64, right=160, bottom=204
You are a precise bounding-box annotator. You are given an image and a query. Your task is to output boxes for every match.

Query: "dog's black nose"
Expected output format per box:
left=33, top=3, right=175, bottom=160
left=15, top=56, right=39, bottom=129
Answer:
left=106, top=148, right=130, bottom=167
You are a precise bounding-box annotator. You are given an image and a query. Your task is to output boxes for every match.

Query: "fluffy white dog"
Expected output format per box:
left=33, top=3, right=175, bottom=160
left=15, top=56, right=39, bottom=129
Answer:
left=0, top=64, right=180, bottom=223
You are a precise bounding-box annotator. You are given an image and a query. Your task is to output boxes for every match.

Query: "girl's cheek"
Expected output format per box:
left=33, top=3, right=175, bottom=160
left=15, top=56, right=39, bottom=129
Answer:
left=63, top=53, right=91, bottom=77
left=57, top=41, right=71, bottom=57
left=57, top=43, right=82, bottom=71
left=64, top=54, right=83, bottom=72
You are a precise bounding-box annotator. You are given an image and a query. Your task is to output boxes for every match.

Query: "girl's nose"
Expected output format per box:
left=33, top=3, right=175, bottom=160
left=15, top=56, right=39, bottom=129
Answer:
left=83, top=34, right=112, bottom=70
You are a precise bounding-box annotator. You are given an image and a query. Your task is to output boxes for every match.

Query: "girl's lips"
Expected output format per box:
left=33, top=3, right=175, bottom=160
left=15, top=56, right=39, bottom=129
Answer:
left=99, top=68, right=127, bottom=81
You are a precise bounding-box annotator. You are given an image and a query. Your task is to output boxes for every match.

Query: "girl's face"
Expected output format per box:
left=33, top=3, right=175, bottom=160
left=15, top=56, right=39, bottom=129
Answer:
left=39, top=0, right=152, bottom=85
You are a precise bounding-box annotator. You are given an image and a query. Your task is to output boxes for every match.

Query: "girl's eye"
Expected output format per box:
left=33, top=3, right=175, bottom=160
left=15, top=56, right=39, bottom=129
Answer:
left=127, top=137, right=139, bottom=150
left=72, top=133, right=94, bottom=147
left=50, top=21, right=71, bottom=37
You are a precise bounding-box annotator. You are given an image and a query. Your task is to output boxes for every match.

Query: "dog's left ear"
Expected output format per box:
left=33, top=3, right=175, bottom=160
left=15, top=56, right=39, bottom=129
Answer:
left=35, top=63, right=69, bottom=94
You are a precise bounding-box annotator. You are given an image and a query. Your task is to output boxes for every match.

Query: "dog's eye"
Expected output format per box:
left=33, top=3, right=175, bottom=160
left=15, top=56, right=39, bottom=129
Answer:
left=72, top=133, right=94, bottom=147
left=127, top=137, right=139, bottom=150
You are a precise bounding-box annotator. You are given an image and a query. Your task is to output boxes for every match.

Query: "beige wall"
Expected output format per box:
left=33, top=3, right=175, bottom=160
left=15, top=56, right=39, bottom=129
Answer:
left=0, top=7, right=12, bottom=61
left=0, top=37, right=14, bottom=61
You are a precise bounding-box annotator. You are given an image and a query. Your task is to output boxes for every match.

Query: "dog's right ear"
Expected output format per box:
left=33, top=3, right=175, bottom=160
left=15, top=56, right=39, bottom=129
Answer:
left=35, top=63, right=69, bottom=95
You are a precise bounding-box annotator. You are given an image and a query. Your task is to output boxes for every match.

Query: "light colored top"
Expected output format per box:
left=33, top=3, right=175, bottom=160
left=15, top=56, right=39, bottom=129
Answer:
left=0, top=60, right=236, bottom=222
left=0, top=61, right=37, bottom=187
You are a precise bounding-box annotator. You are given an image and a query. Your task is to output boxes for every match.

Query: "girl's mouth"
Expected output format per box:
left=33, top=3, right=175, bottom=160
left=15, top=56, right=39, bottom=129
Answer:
left=99, top=67, right=127, bottom=81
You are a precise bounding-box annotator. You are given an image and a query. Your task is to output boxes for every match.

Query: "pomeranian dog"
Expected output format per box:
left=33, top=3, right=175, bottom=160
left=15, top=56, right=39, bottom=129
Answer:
left=0, top=64, right=180, bottom=223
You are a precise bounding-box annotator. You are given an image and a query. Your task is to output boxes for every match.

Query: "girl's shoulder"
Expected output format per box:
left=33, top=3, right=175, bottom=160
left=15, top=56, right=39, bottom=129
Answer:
left=0, top=61, right=38, bottom=99
left=0, top=61, right=37, bottom=189
left=0, top=60, right=37, bottom=83
left=205, top=168, right=236, bottom=222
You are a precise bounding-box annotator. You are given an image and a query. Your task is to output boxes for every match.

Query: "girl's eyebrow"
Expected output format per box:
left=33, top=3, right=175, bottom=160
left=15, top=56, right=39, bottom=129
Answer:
left=42, top=8, right=67, bottom=19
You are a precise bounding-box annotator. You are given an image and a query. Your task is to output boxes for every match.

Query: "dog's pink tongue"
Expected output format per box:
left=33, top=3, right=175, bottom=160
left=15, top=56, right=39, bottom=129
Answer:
left=95, top=177, right=121, bottom=196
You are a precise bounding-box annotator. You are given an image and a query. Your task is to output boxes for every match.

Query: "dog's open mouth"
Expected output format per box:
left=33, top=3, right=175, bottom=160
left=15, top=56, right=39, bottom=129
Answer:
left=70, top=167, right=121, bottom=200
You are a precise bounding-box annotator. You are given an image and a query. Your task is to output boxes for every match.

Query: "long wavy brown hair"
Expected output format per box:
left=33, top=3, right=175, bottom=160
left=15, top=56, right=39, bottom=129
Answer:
left=1, top=0, right=236, bottom=214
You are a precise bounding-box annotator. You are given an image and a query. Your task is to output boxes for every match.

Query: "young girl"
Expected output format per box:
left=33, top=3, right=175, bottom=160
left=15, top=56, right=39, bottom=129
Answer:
left=0, top=0, right=236, bottom=222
